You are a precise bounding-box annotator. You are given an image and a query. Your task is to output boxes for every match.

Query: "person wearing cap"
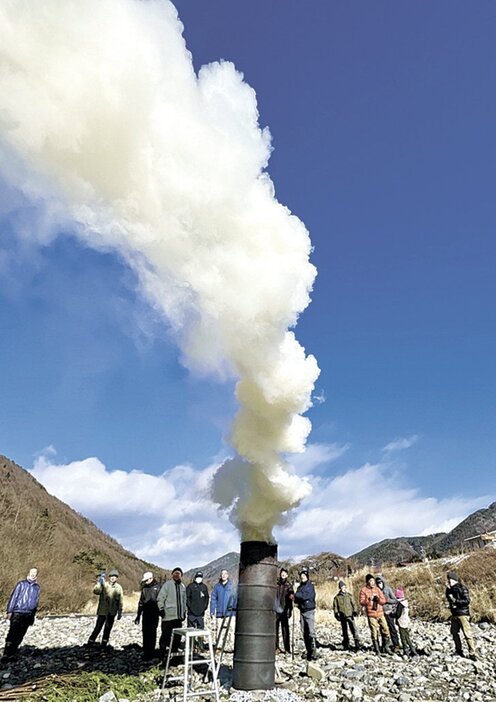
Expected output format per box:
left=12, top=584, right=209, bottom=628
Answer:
left=333, top=580, right=360, bottom=651
left=375, top=575, right=400, bottom=652
left=275, top=568, right=293, bottom=654
left=445, top=571, right=477, bottom=660
left=186, top=571, right=209, bottom=631
left=210, top=569, right=236, bottom=620
left=292, top=567, right=317, bottom=661
left=359, top=574, right=391, bottom=655
left=157, top=567, right=187, bottom=657
left=2, top=568, right=40, bottom=662
left=87, top=569, right=123, bottom=649
left=135, top=571, right=162, bottom=660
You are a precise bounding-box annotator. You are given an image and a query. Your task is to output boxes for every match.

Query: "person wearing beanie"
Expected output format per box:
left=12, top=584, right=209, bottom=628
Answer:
left=157, top=567, right=187, bottom=657
left=333, top=580, right=360, bottom=651
left=292, top=567, right=317, bottom=661
left=135, top=571, right=162, bottom=660
left=394, top=587, right=417, bottom=657
left=359, top=574, right=391, bottom=655
left=275, top=568, right=294, bottom=654
left=186, top=571, right=209, bottom=638
left=376, top=575, right=401, bottom=653
left=446, top=572, right=476, bottom=660
left=87, top=569, right=123, bottom=649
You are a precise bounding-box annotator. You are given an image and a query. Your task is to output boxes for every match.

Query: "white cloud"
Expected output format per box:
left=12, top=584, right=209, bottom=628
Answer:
left=382, top=434, right=419, bottom=452
left=30, top=446, right=493, bottom=571
left=290, top=442, right=349, bottom=475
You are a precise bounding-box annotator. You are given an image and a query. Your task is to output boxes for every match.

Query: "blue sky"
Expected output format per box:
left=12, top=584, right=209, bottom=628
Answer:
left=1, top=1, right=495, bottom=568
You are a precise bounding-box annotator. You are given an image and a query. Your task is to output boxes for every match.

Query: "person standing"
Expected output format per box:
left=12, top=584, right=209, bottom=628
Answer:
left=186, top=571, right=209, bottom=630
left=394, top=587, right=417, bottom=657
left=333, top=580, right=360, bottom=651
left=157, top=567, right=187, bottom=657
left=376, top=575, right=400, bottom=652
left=210, top=569, right=236, bottom=621
left=359, top=573, right=391, bottom=655
left=135, top=571, right=161, bottom=660
left=275, top=568, right=293, bottom=654
left=87, top=570, right=123, bottom=649
left=293, top=567, right=317, bottom=661
left=2, top=568, right=40, bottom=661
left=445, top=571, right=477, bottom=660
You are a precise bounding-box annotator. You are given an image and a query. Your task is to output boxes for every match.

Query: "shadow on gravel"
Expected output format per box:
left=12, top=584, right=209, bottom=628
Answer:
left=0, top=643, right=183, bottom=688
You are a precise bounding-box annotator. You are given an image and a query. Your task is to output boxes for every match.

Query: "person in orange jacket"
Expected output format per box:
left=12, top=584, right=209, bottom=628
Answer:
left=359, top=573, right=392, bottom=655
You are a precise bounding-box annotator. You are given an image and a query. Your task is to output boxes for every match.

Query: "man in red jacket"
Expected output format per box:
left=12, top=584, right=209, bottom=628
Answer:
left=359, top=573, right=391, bottom=655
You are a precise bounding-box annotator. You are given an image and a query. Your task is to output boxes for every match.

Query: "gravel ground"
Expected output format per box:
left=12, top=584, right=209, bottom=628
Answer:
left=0, top=613, right=495, bottom=701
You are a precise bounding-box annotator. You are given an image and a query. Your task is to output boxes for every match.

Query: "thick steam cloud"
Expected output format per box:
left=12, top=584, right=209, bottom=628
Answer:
left=0, top=0, right=319, bottom=541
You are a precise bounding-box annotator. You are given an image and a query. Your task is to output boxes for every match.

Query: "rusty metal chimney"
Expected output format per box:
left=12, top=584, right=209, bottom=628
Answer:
left=233, top=540, right=278, bottom=690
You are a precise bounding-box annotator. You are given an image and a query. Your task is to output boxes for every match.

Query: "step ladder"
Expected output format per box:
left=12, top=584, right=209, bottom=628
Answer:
left=160, top=627, right=220, bottom=702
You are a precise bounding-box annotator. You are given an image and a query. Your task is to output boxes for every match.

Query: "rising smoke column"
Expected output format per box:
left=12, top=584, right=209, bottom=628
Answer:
left=0, top=0, right=319, bottom=541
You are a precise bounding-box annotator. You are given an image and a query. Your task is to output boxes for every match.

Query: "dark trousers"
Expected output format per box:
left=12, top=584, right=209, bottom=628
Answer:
left=384, top=612, right=400, bottom=647
left=4, top=612, right=33, bottom=657
left=187, top=613, right=205, bottom=629
left=89, top=614, right=115, bottom=645
left=399, top=626, right=416, bottom=654
left=142, top=612, right=160, bottom=659
left=276, top=612, right=291, bottom=652
left=340, top=616, right=359, bottom=649
left=159, top=618, right=182, bottom=655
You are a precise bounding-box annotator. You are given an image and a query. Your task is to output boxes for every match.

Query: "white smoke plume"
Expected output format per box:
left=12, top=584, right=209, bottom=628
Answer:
left=0, top=0, right=319, bottom=541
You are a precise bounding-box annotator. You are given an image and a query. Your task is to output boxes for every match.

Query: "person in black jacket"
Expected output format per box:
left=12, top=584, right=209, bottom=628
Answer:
left=445, top=571, right=477, bottom=660
left=292, top=567, right=317, bottom=661
left=186, top=571, right=209, bottom=630
left=135, top=571, right=161, bottom=660
left=275, top=568, right=293, bottom=654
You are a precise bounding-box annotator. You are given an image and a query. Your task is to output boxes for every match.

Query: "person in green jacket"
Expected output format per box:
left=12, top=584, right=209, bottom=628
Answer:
left=86, top=570, right=123, bottom=648
left=333, top=580, right=360, bottom=651
left=157, top=567, right=187, bottom=657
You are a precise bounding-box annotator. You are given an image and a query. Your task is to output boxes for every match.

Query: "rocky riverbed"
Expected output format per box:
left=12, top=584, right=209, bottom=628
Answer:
left=0, top=613, right=495, bottom=701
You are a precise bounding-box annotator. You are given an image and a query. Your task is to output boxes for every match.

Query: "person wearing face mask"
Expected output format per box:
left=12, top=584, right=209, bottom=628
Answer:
left=186, top=571, right=209, bottom=630
left=2, top=568, right=40, bottom=662
left=135, top=571, right=162, bottom=660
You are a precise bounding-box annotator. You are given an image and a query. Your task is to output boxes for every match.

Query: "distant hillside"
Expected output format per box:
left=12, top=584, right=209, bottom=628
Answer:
left=434, top=501, right=496, bottom=554
left=0, top=455, right=166, bottom=612
left=185, top=551, right=240, bottom=585
left=288, top=551, right=350, bottom=582
left=350, top=534, right=446, bottom=567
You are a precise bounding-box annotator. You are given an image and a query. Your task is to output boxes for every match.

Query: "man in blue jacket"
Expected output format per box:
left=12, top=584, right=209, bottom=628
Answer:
left=2, top=568, right=41, bottom=661
left=210, top=569, right=236, bottom=620
left=293, top=567, right=317, bottom=661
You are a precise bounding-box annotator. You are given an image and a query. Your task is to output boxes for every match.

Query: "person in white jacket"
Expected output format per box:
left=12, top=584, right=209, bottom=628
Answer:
left=394, top=587, right=417, bottom=657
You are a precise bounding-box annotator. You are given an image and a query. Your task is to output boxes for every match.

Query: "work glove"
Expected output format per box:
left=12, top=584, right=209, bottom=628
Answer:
left=134, top=616, right=140, bottom=625
left=117, top=611, right=122, bottom=621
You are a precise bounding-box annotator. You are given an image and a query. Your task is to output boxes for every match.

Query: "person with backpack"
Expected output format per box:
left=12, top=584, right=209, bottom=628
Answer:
left=394, top=587, right=417, bottom=657
left=445, top=571, right=477, bottom=660
left=376, top=575, right=401, bottom=652
left=135, top=571, right=161, bottom=660
left=359, top=573, right=391, bottom=655
left=333, top=580, right=360, bottom=651
left=87, top=570, right=123, bottom=649
left=2, top=568, right=40, bottom=662
left=275, top=568, right=293, bottom=654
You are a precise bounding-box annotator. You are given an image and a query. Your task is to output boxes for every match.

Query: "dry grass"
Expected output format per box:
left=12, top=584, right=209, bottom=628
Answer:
left=315, top=549, right=496, bottom=623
